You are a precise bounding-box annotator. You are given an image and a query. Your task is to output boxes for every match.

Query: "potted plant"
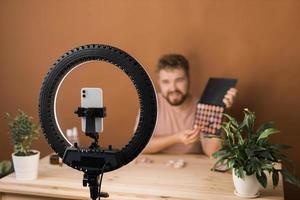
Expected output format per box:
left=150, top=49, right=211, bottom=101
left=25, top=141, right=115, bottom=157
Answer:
left=212, top=108, right=300, bottom=198
left=6, top=110, right=41, bottom=180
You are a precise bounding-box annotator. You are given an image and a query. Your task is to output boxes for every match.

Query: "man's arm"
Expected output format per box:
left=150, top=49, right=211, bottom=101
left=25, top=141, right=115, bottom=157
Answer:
left=142, top=134, right=179, bottom=154
left=199, top=88, right=238, bottom=157
left=143, top=127, right=201, bottom=154
left=200, top=135, right=221, bottom=157
left=144, top=130, right=222, bottom=156
left=199, top=88, right=238, bottom=156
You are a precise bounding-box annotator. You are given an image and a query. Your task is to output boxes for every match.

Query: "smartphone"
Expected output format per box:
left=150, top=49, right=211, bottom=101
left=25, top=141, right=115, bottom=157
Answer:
left=81, top=88, right=103, bottom=133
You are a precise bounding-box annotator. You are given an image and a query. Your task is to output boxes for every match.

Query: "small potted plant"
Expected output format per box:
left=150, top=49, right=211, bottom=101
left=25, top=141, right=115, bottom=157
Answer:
left=6, top=110, right=41, bottom=180
left=213, top=108, right=300, bottom=198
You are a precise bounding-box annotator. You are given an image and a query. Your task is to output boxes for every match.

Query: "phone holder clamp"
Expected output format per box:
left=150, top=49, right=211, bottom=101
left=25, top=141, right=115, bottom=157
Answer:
left=74, top=107, right=106, bottom=146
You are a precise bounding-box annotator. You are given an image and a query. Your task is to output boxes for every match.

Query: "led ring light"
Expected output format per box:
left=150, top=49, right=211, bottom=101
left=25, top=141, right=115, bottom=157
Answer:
left=38, top=44, right=157, bottom=175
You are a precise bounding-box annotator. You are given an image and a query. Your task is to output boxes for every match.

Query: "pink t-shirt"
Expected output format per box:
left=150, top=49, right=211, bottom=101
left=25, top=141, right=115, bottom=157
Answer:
left=153, top=93, right=203, bottom=154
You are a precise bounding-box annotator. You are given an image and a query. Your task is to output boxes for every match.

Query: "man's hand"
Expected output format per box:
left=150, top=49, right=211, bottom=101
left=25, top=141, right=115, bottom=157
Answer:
left=142, top=127, right=203, bottom=154
left=223, top=88, right=238, bottom=109
left=176, top=126, right=203, bottom=146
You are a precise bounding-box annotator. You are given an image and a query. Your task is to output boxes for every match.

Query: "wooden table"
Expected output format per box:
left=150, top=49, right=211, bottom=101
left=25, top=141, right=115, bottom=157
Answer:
left=0, top=154, right=284, bottom=200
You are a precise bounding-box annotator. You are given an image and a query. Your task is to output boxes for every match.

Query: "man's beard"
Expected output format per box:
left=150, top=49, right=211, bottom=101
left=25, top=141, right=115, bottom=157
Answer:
left=163, top=90, right=188, bottom=106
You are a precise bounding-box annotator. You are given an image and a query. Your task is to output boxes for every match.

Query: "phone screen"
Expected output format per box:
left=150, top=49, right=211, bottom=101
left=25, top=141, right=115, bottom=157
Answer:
left=81, top=88, right=103, bottom=133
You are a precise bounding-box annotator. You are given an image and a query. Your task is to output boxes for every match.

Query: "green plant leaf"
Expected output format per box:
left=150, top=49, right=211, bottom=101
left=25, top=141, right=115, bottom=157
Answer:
left=221, top=123, right=234, bottom=145
left=243, top=108, right=256, bottom=133
left=257, top=128, right=279, bottom=142
left=272, top=170, right=279, bottom=188
left=228, top=160, right=235, bottom=169
left=212, top=149, right=228, bottom=158
left=238, top=115, right=247, bottom=130
left=260, top=151, right=275, bottom=161
left=256, top=171, right=267, bottom=188
left=271, top=144, right=291, bottom=150
left=256, top=121, right=275, bottom=135
left=281, top=169, right=300, bottom=188
left=223, top=113, right=239, bottom=128
left=274, top=153, right=293, bottom=167
left=237, top=167, right=245, bottom=179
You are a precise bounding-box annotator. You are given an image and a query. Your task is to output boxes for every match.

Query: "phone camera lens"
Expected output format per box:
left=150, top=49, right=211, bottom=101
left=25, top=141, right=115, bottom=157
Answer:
left=82, top=90, right=86, bottom=93
left=83, top=94, right=86, bottom=98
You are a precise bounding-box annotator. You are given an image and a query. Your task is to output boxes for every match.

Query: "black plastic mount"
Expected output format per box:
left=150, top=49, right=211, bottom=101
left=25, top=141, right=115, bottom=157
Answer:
left=62, top=146, right=120, bottom=172
left=74, top=107, right=106, bottom=137
left=63, top=146, right=116, bottom=199
left=74, top=107, right=106, bottom=118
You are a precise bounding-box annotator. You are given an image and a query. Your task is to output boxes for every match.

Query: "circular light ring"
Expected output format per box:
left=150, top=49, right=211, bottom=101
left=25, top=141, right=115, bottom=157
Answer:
left=39, top=44, right=157, bottom=173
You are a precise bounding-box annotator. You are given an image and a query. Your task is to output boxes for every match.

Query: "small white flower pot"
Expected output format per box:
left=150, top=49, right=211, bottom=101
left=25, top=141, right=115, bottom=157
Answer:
left=12, top=150, right=40, bottom=181
left=232, top=169, right=260, bottom=198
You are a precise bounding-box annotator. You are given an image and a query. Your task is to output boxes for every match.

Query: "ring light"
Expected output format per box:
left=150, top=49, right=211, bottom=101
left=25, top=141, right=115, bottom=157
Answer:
left=38, top=44, right=157, bottom=199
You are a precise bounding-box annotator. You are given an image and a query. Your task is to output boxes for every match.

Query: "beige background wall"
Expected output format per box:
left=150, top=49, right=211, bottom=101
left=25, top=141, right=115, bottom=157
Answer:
left=0, top=0, right=299, bottom=198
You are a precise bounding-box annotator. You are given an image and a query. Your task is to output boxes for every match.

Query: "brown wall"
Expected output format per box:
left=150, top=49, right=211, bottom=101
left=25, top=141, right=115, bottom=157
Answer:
left=0, top=0, right=299, bottom=198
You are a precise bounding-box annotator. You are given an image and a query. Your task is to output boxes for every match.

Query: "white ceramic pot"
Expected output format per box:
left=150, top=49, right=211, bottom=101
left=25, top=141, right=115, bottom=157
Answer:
left=232, top=169, right=261, bottom=198
left=12, top=150, right=40, bottom=181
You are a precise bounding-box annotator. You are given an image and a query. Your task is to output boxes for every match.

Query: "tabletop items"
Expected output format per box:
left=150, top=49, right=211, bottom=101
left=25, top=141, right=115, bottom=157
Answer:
left=134, top=156, right=154, bottom=164
left=166, top=159, right=186, bottom=169
left=134, top=156, right=186, bottom=169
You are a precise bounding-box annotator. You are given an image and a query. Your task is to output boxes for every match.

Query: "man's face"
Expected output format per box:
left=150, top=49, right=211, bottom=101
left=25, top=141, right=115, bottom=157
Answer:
left=158, top=68, right=189, bottom=106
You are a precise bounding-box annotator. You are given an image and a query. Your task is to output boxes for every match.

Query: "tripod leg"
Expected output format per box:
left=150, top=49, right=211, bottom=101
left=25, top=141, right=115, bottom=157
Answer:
left=90, top=184, right=99, bottom=200
left=83, top=170, right=109, bottom=200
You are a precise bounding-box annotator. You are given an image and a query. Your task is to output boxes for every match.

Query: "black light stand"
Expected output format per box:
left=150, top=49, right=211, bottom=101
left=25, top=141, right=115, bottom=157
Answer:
left=74, top=107, right=109, bottom=200
left=39, top=44, right=158, bottom=200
